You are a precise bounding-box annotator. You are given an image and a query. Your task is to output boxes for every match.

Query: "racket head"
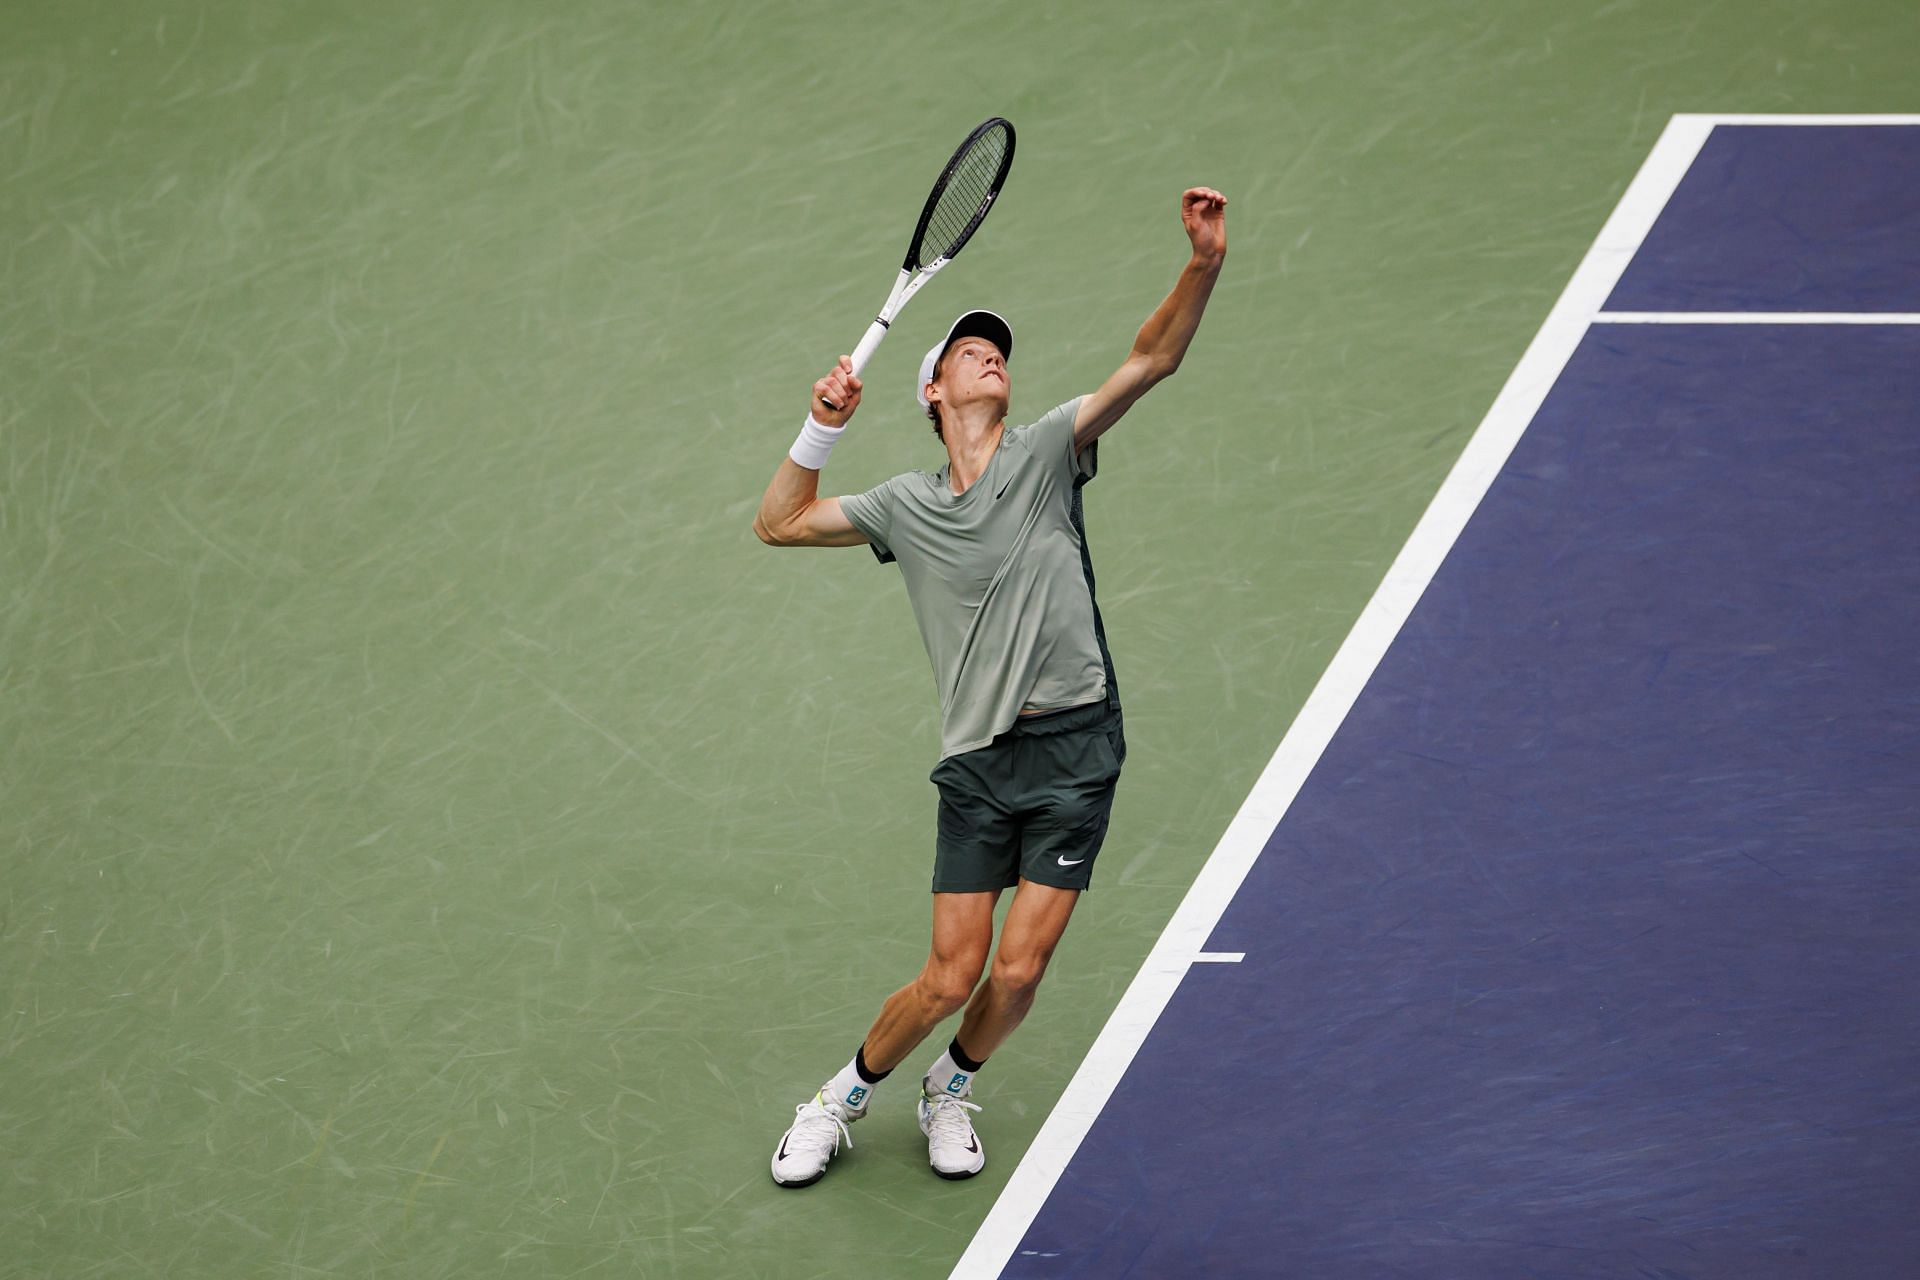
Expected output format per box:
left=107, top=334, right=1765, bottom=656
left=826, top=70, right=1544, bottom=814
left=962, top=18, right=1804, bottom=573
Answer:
left=904, top=117, right=1016, bottom=272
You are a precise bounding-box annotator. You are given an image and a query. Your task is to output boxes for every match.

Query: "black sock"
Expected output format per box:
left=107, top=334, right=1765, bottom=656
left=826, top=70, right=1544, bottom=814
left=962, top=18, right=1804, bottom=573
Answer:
left=947, top=1036, right=986, bottom=1073
left=854, top=1043, right=892, bottom=1085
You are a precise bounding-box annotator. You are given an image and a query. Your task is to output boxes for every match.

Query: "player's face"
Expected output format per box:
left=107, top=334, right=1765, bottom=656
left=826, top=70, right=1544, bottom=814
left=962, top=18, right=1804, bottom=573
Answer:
left=935, top=338, right=1011, bottom=413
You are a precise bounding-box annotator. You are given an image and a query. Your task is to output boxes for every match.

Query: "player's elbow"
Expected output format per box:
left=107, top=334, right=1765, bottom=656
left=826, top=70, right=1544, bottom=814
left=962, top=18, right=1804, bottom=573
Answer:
left=1132, top=351, right=1181, bottom=386
left=752, top=513, right=788, bottom=546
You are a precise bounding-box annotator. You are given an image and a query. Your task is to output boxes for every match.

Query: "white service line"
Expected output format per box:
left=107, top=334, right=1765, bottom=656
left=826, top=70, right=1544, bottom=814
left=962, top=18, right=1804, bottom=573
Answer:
left=1598, top=312, right=1920, bottom=325
left=947, top=111, right=1724, bottom=1280
left=1666, top=112, right=1920, bottom=126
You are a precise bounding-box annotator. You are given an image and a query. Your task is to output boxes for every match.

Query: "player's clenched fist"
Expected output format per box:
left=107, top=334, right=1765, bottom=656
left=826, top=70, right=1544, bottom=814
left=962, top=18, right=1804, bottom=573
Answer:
left=1180, top=187, right=1227, bottom=261
left=812, top=356, right=862, bottom=427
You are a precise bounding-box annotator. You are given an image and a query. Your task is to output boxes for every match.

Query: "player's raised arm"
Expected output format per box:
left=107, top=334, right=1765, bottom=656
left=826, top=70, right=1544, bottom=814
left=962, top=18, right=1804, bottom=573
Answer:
left=753, top=356, right=871, bottom=548
left=1073, top=187, right=1228, bottom=449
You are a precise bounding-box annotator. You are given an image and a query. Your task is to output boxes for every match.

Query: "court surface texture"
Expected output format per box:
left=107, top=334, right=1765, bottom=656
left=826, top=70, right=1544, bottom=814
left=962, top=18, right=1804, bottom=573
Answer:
left=7, top=5, right=1919, bottom=1278
left=958, top=117, right=1920, bottom=1280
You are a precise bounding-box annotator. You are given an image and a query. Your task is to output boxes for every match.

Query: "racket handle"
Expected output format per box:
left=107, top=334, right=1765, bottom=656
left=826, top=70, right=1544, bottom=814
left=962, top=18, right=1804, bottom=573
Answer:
left=849, top=319, right=888, bottom=378
left=820, top=319, right=890, bottom=411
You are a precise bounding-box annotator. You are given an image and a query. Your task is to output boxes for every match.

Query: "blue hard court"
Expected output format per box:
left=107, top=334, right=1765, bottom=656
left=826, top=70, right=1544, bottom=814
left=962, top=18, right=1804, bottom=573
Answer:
left=1000, top=125, right=1920, bottom=1279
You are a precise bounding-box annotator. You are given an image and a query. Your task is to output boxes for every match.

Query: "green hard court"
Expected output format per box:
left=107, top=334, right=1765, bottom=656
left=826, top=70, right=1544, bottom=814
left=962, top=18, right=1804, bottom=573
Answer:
left=3, top=2, right=1913, bottom=1276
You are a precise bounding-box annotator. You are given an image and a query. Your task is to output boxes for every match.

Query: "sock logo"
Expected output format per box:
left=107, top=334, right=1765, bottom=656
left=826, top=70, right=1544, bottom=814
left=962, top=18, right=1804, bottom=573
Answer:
left=947, top=1072, right=968, bottom=1095
left=845, top=1085, right=868, bottom=1108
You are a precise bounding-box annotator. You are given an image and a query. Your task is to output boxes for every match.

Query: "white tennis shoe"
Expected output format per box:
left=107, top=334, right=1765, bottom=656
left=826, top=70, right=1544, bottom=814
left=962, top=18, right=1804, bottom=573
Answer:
left=918, top=1081, right=985, bottom=1180
left=770, top=1089, right=858, bottom=1188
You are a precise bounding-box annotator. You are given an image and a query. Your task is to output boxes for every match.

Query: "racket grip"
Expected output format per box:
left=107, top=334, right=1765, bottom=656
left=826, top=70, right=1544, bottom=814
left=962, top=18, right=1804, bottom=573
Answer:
left=849, top=319, right=888, bottom=378
left=820, top=319, right=890, bottom=411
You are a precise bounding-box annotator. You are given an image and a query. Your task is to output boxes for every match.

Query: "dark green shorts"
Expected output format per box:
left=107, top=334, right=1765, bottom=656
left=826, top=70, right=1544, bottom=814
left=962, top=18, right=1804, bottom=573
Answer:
left=928, top=698, right=1126, bottom=893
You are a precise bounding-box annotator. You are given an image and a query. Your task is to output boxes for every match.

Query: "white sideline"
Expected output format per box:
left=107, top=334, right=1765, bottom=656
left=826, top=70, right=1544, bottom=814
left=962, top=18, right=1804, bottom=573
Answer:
left=948, top=113, right=1920, bottom=1279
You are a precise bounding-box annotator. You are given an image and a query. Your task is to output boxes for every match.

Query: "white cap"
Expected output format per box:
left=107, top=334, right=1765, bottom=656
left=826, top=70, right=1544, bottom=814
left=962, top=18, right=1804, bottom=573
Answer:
left=916, top=309, right=1014, bottom=408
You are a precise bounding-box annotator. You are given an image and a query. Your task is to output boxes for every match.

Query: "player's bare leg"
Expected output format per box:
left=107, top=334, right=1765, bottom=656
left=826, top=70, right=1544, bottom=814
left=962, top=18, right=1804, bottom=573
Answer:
left=915, top=879, right=1080, bottom=1179
left=771, top=891, right=996, bottom=1187
left=859, top=890, right=999, bottom=1069
left=952, top=879, right=1080, bottom=1061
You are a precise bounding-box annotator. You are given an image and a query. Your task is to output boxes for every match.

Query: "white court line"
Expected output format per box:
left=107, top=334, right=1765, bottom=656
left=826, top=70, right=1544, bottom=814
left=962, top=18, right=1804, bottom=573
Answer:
left=948, top=112, right=1918, bottom=1280
left=1191, top=952, right=1245, bottom=964
left=1598, top=312, right=1920, bottom=324
left=1668, top=112, right=1920, bottom=126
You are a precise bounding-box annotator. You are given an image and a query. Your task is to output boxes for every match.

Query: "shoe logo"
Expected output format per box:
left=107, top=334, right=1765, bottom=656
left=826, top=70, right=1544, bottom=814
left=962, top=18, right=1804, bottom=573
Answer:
left=965, top=1134, right=979, bottom=1153
left=845, top=1086, right=868, bottom=1108
left=778, top=1133, right=793, bottom=1160
left=947, top=1073, right=968, bottom=1095
left=1056, top=855, right=1086, bottom=867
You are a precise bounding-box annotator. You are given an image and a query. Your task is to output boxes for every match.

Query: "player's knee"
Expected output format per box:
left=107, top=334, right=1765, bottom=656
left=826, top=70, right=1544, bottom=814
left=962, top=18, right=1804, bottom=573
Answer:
left=990, top=954, right=1049, bottom=1000
left=919, top=965, right=980, bottom=1016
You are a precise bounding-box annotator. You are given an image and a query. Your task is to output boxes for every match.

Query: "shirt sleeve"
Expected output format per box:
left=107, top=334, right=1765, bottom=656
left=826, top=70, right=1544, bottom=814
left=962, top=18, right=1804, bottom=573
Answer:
left=838, top=477, right=898, bottom=565
left=1025, top=396, right=1096, bottom=484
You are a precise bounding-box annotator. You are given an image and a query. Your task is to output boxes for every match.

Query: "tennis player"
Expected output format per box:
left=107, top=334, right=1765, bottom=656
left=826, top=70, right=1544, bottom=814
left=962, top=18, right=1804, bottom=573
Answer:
left=755, top=187, right=1227, bottom=1187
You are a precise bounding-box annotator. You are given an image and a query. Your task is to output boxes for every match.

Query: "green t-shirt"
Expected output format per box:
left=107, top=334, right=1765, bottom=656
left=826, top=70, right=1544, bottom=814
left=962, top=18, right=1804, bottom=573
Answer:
left=840, top=397, right=1117, bottom=761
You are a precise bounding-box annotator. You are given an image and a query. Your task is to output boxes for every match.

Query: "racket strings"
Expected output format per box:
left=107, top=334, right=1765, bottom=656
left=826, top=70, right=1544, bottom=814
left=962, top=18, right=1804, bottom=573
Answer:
left=921, top=126, right=1009, bottom=263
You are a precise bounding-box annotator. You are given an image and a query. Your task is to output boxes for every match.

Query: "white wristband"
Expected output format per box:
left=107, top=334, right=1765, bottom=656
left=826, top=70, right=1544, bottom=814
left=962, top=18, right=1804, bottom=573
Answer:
left=788, top=413, right=846, bottom=471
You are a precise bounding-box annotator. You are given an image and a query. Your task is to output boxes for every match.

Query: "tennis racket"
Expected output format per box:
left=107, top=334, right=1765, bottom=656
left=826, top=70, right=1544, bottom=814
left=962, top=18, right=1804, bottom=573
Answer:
left=818, top=117, right=1016, bottom=411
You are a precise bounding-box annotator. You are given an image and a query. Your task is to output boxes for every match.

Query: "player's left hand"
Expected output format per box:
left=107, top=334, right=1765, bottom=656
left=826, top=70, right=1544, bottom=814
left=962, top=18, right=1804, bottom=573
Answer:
left=1181, top=187, right=1228, bottom=261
